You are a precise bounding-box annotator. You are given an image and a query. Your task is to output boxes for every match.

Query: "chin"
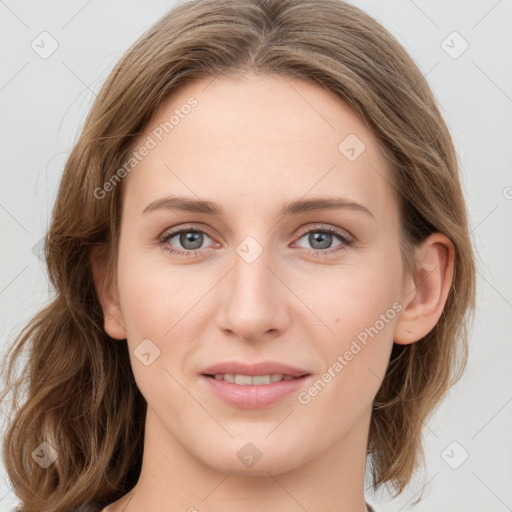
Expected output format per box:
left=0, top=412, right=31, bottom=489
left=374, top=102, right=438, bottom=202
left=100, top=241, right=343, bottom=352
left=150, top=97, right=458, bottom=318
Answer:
left=194, top=436, right=310, bottom=477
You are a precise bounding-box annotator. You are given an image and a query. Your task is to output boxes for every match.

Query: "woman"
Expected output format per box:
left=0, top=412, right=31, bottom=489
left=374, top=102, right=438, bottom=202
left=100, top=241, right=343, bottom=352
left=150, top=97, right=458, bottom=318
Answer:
left=0, top=0, right=476, bottom=511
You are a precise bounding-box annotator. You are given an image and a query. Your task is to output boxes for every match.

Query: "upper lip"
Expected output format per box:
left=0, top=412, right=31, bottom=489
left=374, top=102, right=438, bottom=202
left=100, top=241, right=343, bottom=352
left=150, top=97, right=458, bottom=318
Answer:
left=201, top=360, right=310, bottom=378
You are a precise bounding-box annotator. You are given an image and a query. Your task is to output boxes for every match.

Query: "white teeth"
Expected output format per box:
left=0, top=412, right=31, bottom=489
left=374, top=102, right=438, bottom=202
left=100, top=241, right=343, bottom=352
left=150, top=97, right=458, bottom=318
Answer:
left=253, top=375, right=272, bottom=385
left=212, top=373, right=297, bottom=385
left=235, top=374, right=252, bottom=385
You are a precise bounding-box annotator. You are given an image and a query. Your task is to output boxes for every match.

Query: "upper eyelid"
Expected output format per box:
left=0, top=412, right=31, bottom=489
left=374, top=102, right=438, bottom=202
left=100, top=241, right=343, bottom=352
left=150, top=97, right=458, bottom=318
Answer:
left=160, top=223, right=216, bottom=241
left=296, top=224, right=352, bottom=240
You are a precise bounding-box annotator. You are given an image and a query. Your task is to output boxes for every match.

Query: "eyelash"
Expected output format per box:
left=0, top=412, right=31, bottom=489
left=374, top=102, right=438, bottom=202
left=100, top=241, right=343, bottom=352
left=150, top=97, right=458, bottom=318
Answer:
left=159, top=224, right=353, bottom=258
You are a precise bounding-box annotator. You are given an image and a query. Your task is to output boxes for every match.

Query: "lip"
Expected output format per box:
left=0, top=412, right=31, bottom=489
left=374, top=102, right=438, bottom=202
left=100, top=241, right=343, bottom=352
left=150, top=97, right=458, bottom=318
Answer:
left=200, top=374, right=311, bottom=409
left=200, top=360, right=310, bottom=378
left=199, top=360, right=311, bottom=409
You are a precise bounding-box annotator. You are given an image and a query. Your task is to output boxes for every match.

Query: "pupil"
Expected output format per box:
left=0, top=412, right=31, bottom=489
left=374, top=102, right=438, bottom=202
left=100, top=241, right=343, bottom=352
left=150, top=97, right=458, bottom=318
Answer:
left=181, top=231, right=203, bottom=250
left=310, top=232, right=331, bottom=250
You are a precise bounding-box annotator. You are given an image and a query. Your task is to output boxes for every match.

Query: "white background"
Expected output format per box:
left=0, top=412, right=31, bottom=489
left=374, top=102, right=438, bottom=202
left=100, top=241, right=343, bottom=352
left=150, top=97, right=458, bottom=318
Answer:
left=1, top=1, right=511, bottom=511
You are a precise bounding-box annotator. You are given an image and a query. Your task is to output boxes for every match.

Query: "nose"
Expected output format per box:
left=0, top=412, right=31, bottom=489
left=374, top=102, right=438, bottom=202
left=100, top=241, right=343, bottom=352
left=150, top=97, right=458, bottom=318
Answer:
left=216, top=243, right=289, bottom=342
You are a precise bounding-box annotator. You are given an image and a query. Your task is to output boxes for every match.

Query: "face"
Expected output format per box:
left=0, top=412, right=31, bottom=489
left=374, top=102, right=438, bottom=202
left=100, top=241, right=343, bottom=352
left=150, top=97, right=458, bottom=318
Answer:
left=104, top=72, right=409, bottom=476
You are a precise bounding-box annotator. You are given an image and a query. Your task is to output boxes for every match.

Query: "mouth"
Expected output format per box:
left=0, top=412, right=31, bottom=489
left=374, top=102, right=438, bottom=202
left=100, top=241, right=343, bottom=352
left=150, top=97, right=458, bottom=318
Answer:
left=200, top=372, right=312, bottom=409
left=202, top=373, right=310, bottom=385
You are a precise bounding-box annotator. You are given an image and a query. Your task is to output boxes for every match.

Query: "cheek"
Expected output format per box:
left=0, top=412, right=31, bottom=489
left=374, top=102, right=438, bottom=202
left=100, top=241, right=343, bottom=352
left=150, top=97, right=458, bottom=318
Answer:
left=115, top=244, right=210, bottom=381
left=297, top=260, right=401, bottom=339
left=118, top=269, right=168, bottom=336
left=116, top=242, right=200, bottom=335
left=300, top=253, right=402, bottom=390
left=298, top=285, right=398, bottom=423
left=115, top=248, right=193, bottom=406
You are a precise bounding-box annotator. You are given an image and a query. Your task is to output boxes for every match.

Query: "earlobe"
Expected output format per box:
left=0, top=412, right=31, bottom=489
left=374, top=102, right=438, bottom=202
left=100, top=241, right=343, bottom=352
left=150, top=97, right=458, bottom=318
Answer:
left=394, top=233, right=455, bottom=345
left=90, top=244, right=127, bottom=340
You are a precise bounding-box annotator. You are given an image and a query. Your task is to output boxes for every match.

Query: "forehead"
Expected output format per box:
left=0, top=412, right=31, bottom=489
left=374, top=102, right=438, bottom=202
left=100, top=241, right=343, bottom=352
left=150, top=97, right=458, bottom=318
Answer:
left=121, top=72, right=397, bottom=225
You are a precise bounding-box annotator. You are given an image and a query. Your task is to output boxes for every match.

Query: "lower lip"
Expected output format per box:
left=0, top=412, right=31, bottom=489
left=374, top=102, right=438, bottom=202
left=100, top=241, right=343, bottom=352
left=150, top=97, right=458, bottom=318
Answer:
left=200, top=375, right=311, bottom=409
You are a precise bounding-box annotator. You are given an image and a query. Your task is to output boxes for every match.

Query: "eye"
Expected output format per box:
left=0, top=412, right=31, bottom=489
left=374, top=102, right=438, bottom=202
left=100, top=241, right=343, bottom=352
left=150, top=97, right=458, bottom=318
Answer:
left=293, top=224, right=353, bottom=257
left=159, top=223, right=353, bottom=257
left=159, top=225, right=218, bottom=257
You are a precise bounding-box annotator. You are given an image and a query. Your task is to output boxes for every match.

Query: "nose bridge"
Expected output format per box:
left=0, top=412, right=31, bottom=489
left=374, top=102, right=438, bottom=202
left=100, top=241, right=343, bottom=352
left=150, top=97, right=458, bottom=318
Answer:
left=218, top=235, right=287, bottom=338
left=230, top=238, right=275, bottom=310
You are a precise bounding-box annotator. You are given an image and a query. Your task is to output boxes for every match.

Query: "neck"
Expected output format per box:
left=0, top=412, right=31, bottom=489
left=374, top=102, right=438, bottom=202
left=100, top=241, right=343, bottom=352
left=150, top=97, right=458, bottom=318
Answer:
left=107, top=406, right=373, bottom=512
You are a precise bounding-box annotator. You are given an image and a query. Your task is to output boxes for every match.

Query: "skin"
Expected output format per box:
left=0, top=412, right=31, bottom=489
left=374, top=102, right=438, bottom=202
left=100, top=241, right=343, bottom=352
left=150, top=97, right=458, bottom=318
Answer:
left=91, top=72, right=454, bottom=512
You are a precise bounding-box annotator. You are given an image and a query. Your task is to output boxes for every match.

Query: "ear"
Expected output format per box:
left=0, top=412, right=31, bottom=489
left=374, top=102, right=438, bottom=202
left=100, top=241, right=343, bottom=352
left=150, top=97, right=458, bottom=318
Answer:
left=394, top=233, right=455, bottom=345
left=90, top=244, right=127, bottom=340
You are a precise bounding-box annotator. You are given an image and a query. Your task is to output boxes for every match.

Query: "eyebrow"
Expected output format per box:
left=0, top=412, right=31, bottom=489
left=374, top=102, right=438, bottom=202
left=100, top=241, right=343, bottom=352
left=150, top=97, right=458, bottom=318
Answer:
left=141, top=195, right=375, bottom=219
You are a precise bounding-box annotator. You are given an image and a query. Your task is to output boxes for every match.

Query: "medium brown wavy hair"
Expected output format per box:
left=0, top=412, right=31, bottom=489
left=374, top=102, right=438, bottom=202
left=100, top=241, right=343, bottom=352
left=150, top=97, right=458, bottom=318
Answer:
left=0, top=0, right=476, bottom=510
